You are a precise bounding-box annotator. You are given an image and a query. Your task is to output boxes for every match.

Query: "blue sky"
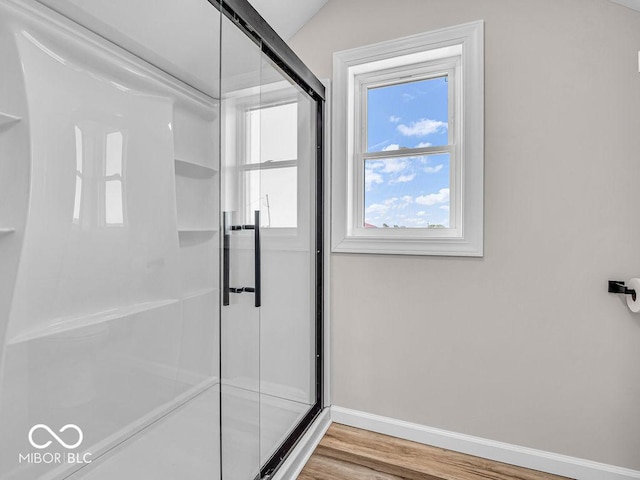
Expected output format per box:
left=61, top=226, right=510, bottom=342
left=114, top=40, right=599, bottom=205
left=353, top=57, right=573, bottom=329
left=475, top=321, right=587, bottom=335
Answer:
left=364, top=76, right=450, bottom=228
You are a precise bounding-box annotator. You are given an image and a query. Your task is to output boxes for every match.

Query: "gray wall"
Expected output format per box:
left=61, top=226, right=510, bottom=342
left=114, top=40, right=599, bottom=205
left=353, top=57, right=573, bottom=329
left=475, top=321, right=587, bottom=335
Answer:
left=290, top=0, right=640, bottom=470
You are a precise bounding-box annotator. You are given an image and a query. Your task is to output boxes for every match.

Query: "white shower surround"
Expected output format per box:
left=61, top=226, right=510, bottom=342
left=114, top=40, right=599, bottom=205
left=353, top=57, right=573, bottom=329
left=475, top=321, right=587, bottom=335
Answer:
left=0, top=1, right=319, bottom=479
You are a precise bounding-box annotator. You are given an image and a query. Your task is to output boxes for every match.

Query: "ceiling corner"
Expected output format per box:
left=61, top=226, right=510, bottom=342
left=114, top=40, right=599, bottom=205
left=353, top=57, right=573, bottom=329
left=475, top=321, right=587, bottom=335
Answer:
left=248, top=0, right=328, bottom=41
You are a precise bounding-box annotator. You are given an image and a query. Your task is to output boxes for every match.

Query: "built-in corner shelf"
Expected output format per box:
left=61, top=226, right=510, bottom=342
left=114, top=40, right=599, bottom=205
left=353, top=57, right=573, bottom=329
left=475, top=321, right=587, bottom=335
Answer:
left=0, top=228, right=16, bottom=236
left=8, top=298, right=180, bottom=346
left=175, top=158, right=218, bottom=177
left=0, top=112, right=21, bottom=129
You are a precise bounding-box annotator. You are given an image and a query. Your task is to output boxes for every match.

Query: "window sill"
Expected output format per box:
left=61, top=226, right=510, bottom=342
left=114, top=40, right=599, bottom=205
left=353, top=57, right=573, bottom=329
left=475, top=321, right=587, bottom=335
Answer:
left=332, top=235, right=483, bottom=257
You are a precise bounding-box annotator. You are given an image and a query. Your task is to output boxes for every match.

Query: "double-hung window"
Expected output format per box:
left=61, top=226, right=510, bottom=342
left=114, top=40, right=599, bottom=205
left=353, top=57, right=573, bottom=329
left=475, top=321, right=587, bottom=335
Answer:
left=242, top=100, right=298, bottom=229
left=332, top=21, right=484, bottom=256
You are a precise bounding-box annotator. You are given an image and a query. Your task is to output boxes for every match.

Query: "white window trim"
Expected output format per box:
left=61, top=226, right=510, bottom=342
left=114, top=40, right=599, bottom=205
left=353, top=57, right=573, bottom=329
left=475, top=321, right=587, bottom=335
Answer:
left=332, top=21, right=484, bottom=256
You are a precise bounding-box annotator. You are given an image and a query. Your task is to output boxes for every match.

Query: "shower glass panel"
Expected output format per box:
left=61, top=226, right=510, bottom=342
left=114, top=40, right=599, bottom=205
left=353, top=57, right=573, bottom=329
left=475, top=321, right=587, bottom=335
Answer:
left=220, top=12, right=263, bottom=480
left=257, top=58, right=318, bottom=469
left=220, top=4, right=321, bottom=477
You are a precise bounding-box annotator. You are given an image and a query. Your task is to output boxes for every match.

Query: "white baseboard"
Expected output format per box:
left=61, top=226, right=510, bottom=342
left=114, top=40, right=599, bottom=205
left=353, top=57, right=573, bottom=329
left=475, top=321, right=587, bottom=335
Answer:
left=272, top=408, right=332, bottom=480
left=330, top=406, right=640, bottom=480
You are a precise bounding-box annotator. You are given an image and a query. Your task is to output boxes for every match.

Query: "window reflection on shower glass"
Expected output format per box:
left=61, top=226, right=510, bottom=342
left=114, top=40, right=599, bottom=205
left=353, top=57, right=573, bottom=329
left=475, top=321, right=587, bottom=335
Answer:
left=73, top=126, right=83, bottom=223
left=105, top=131, right=124, bottom=225
left=72, top=126, right=125, bottom=226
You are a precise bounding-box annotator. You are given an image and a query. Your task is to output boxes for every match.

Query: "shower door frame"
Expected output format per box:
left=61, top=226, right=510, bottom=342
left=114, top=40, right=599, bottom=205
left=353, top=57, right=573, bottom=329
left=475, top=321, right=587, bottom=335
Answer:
left=211, top=0, right=325, bottom=478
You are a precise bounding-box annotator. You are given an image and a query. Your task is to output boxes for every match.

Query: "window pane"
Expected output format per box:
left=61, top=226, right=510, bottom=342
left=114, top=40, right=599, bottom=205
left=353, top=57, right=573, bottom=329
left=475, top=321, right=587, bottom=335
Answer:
left=105, top=180, right=124, bottom=225
left=73, top=176, right=82, bottom=223
left=105, top=131, right=123, bottom=176
left=247, top=102, right=297, bottom=164
left=245, top=166, right=297, bottom=228
left=364, top=153, right=450, bottom=228
left=367, top=76, right=448, bottom=152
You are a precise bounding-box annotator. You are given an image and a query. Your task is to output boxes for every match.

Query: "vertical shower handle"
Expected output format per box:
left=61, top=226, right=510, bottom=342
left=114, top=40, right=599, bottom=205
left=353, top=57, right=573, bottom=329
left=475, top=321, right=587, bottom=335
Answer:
left=223, top=211, right=230, bottom=306
left=254, top=210, right=261, bottom=308
left=222, top=210, right=260, bottom=308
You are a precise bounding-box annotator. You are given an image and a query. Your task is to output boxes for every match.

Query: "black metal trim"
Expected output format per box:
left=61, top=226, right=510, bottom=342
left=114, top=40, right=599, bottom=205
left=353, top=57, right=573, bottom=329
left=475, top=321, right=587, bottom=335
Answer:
left=213, top=0, right=325, bottom=101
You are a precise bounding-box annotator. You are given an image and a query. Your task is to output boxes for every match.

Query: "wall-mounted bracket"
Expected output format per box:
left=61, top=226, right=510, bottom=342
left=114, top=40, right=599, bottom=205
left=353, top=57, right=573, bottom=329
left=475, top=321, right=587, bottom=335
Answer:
left=608, top=280, right=636, bottom=298
left=228, top=287, right=255, bottom=294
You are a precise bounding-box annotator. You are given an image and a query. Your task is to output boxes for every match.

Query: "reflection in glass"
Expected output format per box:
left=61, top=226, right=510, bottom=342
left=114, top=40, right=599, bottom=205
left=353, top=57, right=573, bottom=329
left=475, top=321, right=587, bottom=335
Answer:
left=73, top=126, right=83, bottom=223
left=105, top=131, right=124, bottom=225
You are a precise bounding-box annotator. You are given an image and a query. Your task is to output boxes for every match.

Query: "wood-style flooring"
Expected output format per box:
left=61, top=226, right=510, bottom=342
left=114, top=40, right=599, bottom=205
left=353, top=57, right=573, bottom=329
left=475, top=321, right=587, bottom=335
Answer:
left=298, top=423, right=573, bottom=480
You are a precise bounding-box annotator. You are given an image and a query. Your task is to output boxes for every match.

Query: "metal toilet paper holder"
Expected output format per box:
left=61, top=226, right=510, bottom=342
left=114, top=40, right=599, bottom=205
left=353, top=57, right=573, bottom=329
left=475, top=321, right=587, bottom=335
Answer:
left=608, top=280, right=636, bottom=300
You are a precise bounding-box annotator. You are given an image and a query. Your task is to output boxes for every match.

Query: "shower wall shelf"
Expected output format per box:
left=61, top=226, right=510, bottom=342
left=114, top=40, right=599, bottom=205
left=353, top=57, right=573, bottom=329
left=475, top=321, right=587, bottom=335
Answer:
left=7, top=298, right=180, bottom=346
left=0, top=228, right=16, bottom=236
left=182, top=287, right=218, bottom=300
left=0, top=112, right=20, bottom=128
left=175, top=158, right=218, bottom=176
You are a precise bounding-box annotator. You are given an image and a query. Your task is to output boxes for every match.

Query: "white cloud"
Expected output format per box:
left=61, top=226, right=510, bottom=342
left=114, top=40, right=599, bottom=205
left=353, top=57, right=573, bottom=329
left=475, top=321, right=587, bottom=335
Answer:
left=424, top=164, right=443, bottom=174
left=365, top=170, right=383, bottom=191
left=415, top=142, right=432, bottom=148
left=397, top=118, right=448, bottom=137
left=375, top=157, right=408, bottom=174
left=384, top=197, right=399, bottom=205
left=440, top=205, right=450, bottom=211
left=415, top=188, right=449, bottom=206
left=402, top=195, right=413, bottom=204
left=402, top=93, right=415, bottom=102
left=390, top=173, right=416, bottom=184
left=365, top=203, right=390, bottom=214
left=382, top=144, right=400, bottom=151
left=417, top=211, right=427, bottom=217
left=389, top=115, right=401, bottom=123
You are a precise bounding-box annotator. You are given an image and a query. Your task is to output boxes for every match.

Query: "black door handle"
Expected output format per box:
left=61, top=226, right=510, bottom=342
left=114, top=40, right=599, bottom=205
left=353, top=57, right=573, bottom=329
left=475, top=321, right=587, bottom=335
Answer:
left=254, top=210, right=261, bottom=308
left=223, top=212, right=231, bottom=306
left=223, top=210, right=261, bottom=308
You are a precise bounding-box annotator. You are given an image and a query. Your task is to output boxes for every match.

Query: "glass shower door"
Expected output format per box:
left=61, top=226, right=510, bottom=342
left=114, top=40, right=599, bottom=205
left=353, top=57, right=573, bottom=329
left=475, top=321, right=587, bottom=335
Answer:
left=220, top=12, right=263, bottom=480
left=256, top=58, right=318, bottom=475
left=220, top=8, right=320, bottom=479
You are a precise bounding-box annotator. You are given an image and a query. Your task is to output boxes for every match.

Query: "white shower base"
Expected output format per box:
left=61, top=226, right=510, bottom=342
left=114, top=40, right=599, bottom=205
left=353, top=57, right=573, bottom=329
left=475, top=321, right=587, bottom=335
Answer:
left=66, top=385, right=309, bottom=480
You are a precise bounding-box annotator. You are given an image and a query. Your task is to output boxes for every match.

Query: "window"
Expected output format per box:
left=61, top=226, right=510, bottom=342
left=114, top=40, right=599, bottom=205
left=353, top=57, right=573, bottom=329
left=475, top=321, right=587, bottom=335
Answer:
left=72, top=125, right=126, bottom=227
left=104, top=131, right=124, bottom=226
left=73, top=126, right=83, bottom=223
left=242, top=101, right=298, bottom=228
left=332, top=21, right=484, bottom=256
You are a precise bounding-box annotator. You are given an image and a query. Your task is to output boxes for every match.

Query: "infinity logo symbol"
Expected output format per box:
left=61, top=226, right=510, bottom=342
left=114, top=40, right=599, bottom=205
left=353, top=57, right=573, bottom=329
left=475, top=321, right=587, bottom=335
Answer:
left=28, top=424, right=83, bottom=450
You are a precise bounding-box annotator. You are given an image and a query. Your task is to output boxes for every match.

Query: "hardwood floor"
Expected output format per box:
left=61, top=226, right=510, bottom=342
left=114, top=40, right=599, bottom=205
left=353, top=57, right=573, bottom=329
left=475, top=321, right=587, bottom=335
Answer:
left=298, top=423, right=573, bottom=480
